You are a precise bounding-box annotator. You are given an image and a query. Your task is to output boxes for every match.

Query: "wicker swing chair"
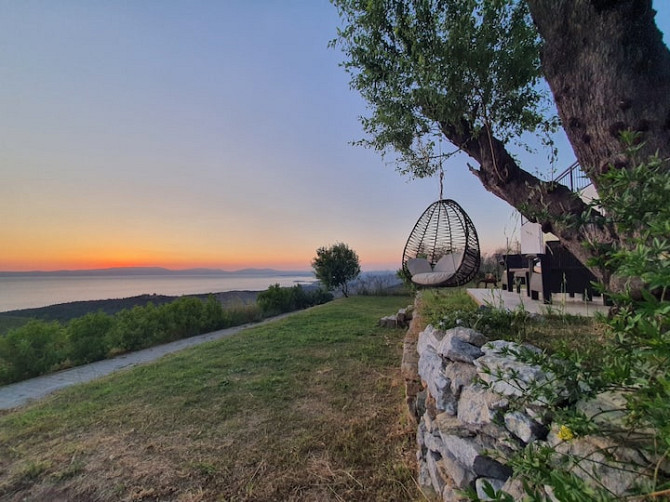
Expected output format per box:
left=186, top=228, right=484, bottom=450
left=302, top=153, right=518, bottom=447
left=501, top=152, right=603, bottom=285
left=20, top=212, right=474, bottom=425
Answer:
left=402, top=199, right=481, bottom=287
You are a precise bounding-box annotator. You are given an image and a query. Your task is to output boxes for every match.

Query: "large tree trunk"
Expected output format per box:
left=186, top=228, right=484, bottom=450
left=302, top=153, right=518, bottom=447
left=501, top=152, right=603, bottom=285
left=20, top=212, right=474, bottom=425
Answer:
left=528, top=0, right=670, bottom=181
left=436, top=120, right=615, bottom=284
left=439, top=0, right=670, bottom=288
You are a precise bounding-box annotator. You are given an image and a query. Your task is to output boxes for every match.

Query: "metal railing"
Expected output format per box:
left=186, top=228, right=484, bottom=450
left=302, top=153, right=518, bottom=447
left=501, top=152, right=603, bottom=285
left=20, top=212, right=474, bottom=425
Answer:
left=554, top=161, right=592, bottom=193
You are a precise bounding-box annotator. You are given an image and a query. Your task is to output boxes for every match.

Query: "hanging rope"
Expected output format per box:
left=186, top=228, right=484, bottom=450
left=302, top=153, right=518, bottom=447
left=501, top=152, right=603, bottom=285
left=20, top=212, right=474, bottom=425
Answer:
left=439, top=169, right=444, bottom=200
left=438, top=138, right=444, bottom=200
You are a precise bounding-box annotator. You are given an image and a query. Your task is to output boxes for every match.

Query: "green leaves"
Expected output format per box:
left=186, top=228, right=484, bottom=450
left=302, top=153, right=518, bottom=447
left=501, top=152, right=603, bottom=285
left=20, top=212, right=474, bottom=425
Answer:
left=312, top=242, right=361, bottom=297
left=332, top=0, right=554, bottom=176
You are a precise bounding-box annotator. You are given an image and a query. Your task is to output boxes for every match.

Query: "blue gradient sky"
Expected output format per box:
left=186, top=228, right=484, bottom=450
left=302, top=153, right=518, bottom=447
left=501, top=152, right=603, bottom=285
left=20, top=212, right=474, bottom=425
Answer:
left=2, top=1, right=668, bottom=271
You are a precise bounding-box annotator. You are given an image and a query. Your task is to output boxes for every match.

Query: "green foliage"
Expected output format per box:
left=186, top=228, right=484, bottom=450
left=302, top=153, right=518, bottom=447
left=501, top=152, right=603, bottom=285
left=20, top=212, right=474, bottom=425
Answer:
left=108, top=303, right=165, bottom=352
left=396, top=267, right=414, bottom=290
left=0, top=315, right=31, bottom=336
left=332, top=0, right=555, bottom=177
left=0, top=321, right=66, bottom=382
left=311, top=242, right=361, bottom=297
left=256, top=284, right=333, bottom=316
left=0, top=295, right=417, bottom=501
left=420, top=289, right=478, bottom=324
left=493, top=143, right=670, bottom=499
left=67, top=312, right=115, bottom=364
left=0, top=295, right=262, bottom=385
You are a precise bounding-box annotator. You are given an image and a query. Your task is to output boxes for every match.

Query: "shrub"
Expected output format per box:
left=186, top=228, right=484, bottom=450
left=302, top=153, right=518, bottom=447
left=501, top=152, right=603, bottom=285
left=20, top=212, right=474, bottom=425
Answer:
left=257, top=284, right=333, bottom=316
left=201, top=295, right=228, bottom=331
left=497, top=139, right=670, bottom=499
left=108, top=303, right=165, bottom=352
left=0, top=320, right=66, bottom=383
left=163, top=297, right=207, bottom=340
left=67, top=312, right=115, bottom=364
left=224, top=304, right=263, bottom=326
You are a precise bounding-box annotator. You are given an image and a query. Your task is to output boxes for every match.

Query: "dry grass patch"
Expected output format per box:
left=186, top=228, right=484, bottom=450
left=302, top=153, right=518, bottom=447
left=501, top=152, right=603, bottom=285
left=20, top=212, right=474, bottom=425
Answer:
left=0, top=296, right=422, bottom=501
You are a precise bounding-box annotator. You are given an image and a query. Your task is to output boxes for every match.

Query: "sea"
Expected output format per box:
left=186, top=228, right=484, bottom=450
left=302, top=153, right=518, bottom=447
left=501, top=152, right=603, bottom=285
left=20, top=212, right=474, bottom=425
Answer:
left=0, top=273, right=316, bottom=312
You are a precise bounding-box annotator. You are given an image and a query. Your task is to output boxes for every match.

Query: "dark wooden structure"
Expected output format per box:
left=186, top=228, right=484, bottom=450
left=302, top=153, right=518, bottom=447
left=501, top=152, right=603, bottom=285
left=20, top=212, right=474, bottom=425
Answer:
left=528, top=241, right=602, bottom=304
left=500, top=254, right=528, bottom=294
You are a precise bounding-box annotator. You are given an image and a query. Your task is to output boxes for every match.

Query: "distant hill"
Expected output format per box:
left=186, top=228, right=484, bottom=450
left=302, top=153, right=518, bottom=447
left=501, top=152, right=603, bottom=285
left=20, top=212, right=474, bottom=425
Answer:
left=0, top=267, right=313, bottom=278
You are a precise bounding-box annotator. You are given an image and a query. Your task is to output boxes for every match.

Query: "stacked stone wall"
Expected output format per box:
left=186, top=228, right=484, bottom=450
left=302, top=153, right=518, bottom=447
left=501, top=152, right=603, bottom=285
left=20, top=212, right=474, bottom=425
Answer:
left=400, top=298, right=659, bottom=501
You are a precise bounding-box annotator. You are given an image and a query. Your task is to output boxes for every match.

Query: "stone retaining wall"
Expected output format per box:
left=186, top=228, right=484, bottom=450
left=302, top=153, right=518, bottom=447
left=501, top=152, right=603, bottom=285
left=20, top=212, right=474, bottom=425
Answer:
left=399, top=299, right=659, bottom=501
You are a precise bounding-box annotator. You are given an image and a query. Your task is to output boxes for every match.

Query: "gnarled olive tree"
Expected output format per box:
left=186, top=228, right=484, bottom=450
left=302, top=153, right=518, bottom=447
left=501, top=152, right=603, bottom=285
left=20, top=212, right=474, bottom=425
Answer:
left=332, top=0, right=670, bottom=286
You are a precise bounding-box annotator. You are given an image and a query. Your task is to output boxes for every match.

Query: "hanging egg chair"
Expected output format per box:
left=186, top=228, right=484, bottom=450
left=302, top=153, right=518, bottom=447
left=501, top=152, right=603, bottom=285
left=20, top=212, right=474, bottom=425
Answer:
left=402, top=199, right=481, bottom=287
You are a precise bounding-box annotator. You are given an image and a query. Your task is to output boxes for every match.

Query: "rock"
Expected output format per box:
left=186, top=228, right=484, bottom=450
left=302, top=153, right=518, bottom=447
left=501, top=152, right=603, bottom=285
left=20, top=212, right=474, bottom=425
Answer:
left=444, top=362, right=478, bottom=396
left=438, top=331, right=484, bottom=363
left=475, top=349, right=564, bottom=406
left=575, top=390, right=629, bottom=429
left=417, top=459, right=434, bottom=494
left=434, top=412, right=474, bottom=438
left=547, top=427, right=651, bottom=496
left=418, top=325, right=445, bottom=354
left=473, top=456, right=512, bottom=480
left=426, top=450, right=448, bottom=494
left=475, top=477, right=507, bottom=501
left=475, top=353, right=545, bottom=398
left=441, top=450, right=477, bottom=489
left=438, top=434, right=509, bottom=479
left=424, top=428, right=445, bottom=454
left=417, top=416, right=428, bottom=452
left=418, top=346, right=458, bottom=413
left=398, top=305, right=414, bottom=323
left=401, top=333, right=420, bottom=380
left=442, top=484, right=470, bottom=502
left=457, top=385, right=508, bottom=426
left=504, top=410, right=546, bottom=444
left=378, top=315, right=399, bottom=328
left=380, top=305, right=415, bottom=328
left=500, top=478, right=526, bottom=500
left=474, top=423, right=521, bottom=457
left=447, top=326, right=488, bottom=347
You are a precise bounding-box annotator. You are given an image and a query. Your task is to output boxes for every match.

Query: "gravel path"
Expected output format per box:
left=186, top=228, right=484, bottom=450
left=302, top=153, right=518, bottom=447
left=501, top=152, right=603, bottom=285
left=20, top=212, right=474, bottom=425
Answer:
left=0, top=313, right=291, bottom=411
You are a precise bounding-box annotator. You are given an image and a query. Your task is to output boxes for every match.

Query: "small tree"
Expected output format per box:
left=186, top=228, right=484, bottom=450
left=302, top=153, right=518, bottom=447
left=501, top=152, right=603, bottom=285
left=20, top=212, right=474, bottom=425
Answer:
left=312, top=243, right=361, bottom=297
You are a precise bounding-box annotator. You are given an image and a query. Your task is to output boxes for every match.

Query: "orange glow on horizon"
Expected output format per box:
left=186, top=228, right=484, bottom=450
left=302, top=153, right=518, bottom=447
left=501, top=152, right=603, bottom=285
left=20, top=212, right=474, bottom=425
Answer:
left=0, top=252, right=399, bottom=273
left=0, top=254, right=318, bottom=273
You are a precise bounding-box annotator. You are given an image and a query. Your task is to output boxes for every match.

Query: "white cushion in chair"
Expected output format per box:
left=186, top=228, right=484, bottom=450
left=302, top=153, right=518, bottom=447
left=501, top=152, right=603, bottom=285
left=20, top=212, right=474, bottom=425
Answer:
left=407, top=258, right=433, bottom=276
left=411, top=271, right=456, bottom=286
left=433, top=252, right=464, bottom=276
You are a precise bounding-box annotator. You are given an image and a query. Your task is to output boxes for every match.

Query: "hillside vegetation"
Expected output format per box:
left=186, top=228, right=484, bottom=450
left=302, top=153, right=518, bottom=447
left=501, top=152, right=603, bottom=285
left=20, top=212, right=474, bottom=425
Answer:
left=0, top=296, right=420, bottom=501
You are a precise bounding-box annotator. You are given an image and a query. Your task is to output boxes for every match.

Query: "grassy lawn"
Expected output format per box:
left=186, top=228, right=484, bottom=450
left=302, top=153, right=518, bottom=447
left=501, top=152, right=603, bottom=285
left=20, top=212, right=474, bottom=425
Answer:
left=419, top=289, right=611, bottom=357
left=0, top=296, right=422, bottom=502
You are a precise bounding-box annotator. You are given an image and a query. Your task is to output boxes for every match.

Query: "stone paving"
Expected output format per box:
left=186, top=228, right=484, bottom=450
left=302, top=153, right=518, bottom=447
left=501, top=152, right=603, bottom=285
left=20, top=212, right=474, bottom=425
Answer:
left=0, top=314, right=292, bottom=411
left=467, top=287, right=610, bottom=317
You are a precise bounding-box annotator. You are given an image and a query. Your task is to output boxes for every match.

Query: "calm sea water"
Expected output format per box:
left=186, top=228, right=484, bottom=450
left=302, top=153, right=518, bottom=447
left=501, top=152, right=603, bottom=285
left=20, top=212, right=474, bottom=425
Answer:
left=0, top=274, right=315, bottom=312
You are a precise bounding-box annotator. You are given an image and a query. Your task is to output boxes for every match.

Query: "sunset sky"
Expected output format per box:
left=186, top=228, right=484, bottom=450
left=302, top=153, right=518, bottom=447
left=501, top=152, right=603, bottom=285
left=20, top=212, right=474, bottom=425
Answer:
left=2, top=1, right=669, bottom=272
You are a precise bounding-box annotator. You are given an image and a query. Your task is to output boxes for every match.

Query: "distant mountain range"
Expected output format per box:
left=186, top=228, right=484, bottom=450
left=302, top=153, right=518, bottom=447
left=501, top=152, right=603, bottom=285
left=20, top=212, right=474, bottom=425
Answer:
left=0, top=267, right=314, bottom=278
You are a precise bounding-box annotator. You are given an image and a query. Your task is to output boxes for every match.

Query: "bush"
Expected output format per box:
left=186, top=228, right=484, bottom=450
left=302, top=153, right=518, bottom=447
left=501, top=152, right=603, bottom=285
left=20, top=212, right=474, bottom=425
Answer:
left=107, top=303, right=165, bottom=352
left=257, top=284, right=333, bottom=316
left=163, top=297, right=207, bottom=340
left=67, top=312, right=115, bottom=364
left=0, top=320, right=66, bottom=383
left=0, top=295, right=268, bottom=384
left=496, top=139, right=670, bottom=499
